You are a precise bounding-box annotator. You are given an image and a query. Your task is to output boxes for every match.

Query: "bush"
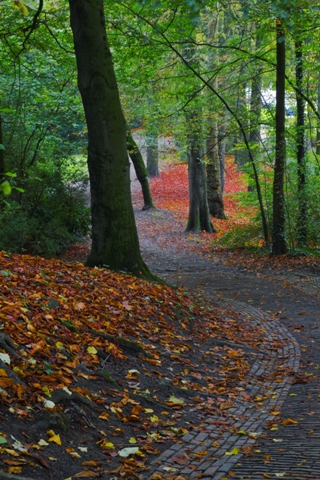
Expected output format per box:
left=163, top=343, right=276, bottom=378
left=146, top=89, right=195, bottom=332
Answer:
left=0, top=180, right=91, bottom=257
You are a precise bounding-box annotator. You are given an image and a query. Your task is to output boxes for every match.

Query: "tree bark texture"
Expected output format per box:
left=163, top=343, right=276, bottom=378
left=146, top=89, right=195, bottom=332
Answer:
left=68, top=0, right=155, bottom=279
left=126, top=128, right=155, bottom=210
left=272, top=20, right=288, bottom=254
left=206, top=124, right=225, bottom=218
left=295, top=37, right=307, bottom=247
left=248, top=29, right=262, bottom=192
left=0, top=116, right=5, bottom=178
left=205, top=13, right=225, bottom=218
left=146, top=130, right=159, bottom=177
left=317, top=75, right=320, bottom=156
left=186, top=126, right=215, bottom=233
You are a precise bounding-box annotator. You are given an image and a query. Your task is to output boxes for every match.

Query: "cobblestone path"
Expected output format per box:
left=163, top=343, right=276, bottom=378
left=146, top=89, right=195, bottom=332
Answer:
left=139, top=243, right=320, bottom=480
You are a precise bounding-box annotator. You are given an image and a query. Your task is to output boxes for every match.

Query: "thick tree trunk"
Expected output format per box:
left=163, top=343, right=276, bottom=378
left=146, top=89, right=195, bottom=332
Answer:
left=206, top=123, right=225, bottom=218
left=68, top=0, right=156, bottom=280
left=272, top=20, right=288, bottom=254
left=295, top=37, right=307, bottom=248
left=126, top=128, right=155, bottom=210
left=186, top=126, right=215, bottom=233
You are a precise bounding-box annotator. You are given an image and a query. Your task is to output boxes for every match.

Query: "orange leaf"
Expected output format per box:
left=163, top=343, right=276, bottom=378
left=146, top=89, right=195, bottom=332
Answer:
left=281, top=418, right=298, bottom=426
left=74, top=471, right=101, bottom=478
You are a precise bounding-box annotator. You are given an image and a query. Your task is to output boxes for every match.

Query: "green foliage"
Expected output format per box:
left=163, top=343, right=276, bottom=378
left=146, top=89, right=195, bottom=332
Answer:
left=0, top=178, right=90, bottom=257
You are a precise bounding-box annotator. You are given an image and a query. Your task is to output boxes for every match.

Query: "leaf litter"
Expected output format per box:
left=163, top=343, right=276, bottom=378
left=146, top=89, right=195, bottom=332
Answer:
left=0, top=249, right=276, bottom=479
left=0, top=156, right=314, bottom=479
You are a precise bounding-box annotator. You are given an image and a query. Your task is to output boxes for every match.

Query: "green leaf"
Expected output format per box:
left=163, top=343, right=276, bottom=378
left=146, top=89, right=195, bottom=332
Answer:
left=0, top=436, right=7, bottom=444
left=0, top=144, right=4, bottom=151
left=0, top=181, right=11, bottom=196
left=13, top=187, right=25, bottom=193
left=5, top=172, right=16, bottom=178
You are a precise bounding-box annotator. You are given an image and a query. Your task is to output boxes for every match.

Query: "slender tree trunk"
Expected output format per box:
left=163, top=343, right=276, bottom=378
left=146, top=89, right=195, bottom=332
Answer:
left=205, top=11, right=225, bottom=218
left=248, top=29, right=262, bottom=192
left=234, top=81, right=249, bottom=169
left=272, top=20, right=288, bottom=254
left=218, top=125, right=226, bottom=194
left=146, top=124, right=159, bottom=177
left=68, top=0, right=157, bottom=280
left=316, top=74, right=320, bottom=156
left=206, top=123, right=225, bottom=218
left=0, top=116, right=5, bottom=179
left=295, top=37, right=307, bottom=247
left=186, top=125, right=215, bottom=233
left=126, top=128, right=155, bottom=210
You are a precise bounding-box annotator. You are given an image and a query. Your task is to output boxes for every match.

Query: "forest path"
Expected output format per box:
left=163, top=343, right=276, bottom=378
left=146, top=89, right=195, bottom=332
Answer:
left=134, top=204, right=320, bottom=479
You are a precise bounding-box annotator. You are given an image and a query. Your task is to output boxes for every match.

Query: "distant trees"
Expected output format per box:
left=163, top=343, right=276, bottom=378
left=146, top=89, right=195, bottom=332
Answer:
left=5, top=0, right=320, bottom=266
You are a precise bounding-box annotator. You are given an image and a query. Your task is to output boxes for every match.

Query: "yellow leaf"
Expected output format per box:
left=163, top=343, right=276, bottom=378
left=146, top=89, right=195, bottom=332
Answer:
left=87, top=346, right=97, bottom=354
left=8, top=467, right=22, bottom=474
left=4, top=449, right=19, bottom=457
left=42, top=386, right=51, bottom=397
left=49, top=430, right=62, bottom=445
left=225, top=447, right=240, bottom=456
left=69, top=451, right=81, bottom=458
left=129, top=437, right=137, bottom=444
left=13, top=1, right=29, bottom=15
left=98, top=412, right=110, bottom=421
left=103, top=441, right=114, bottom=449
left=38, top=439, right=49, bottom=446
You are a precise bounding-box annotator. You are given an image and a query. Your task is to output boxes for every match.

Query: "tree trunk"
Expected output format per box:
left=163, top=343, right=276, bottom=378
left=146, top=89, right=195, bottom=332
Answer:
left=234, top=81, right=249, bottom=169
left=186, top=123, right=215, bottom=233
left=316, top=74, right=320, bottom=156
left=248, top=29, right=262, bottom=192
left=218, top=125, right=226, bottom=194
left=146, top=125, right=159, bottom=177
left=126, top=128, right=155, bottom=210
left=272, top=20, right=288, bottom=255
left=0, top=116, right=5, bottom=179
left=295, top=37, right=307, bottom=248
left=205, top=12, right=225, bottom=218
left=68, top=0, right=156, bottom=280
left=206, top=123, right=225, bottom=218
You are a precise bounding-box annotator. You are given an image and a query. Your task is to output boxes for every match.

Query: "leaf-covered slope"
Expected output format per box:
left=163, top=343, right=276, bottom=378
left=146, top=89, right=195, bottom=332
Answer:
left=0, top=251, right=268, bottom=479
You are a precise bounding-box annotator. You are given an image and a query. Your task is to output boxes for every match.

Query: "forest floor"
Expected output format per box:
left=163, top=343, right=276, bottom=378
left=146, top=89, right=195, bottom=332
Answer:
left=1, top=160, right=320, bottom=480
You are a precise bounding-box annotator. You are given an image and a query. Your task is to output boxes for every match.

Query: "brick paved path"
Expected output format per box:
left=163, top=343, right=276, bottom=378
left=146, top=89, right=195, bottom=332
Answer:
left=139, top=245, right=320, bottom=480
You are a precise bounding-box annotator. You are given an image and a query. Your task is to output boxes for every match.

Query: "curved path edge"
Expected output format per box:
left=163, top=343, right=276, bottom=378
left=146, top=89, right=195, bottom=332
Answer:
left=143, top=300, right=300, bottom=480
